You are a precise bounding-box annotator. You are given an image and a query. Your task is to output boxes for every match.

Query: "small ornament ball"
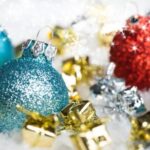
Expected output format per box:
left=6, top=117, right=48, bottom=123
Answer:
left=110, top=15, right=150, bottom=90
left=0, top=40, right=69, bottom=132
left=0, top=27, right=14, bottom=66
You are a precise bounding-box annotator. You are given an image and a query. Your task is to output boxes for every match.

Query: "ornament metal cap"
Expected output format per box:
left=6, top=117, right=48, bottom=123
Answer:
left=22, top=26, right=57, bottom=60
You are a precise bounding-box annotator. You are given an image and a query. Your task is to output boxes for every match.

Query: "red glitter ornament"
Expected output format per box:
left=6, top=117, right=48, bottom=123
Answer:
left=110, top=15, right=150, bottom=90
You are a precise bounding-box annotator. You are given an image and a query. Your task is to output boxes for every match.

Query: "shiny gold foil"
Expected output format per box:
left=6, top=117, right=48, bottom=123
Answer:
left=17, top=105, right=60, bottom=147
left=128, top=143, right=145, bottom=150
left=48, top=26, right=77, bottom=55
left=70, top=100, right=97, bottom=123
left=62, top=73, right=81, bottom=102
left=17, top=100, right=111, bottom=149
left=70, top=123, right=111, bottom=150
left=69, top=89, right=81, bottom=102
left=130, top=112, right=150, bottom=142
left=62, top=100, right=111, bottom=150
left=61, top=100, right=97, bottom=129
left=62, top=56, right=103, bottom=85
left=98, top=31, right=115, bottom=47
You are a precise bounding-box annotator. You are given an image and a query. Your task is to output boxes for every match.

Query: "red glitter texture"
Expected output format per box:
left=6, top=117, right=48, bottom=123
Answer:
left=110, top=15, right=150, bottom=90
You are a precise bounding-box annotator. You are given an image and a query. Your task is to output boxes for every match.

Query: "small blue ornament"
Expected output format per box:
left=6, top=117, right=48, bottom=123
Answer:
left=0, top=39, right=69, bottom=132
left=0, top=27, right=14, bottom=66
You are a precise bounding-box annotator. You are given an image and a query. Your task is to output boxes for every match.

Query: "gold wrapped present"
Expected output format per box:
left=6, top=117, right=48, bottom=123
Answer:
left=130, top=112, right=150, bottom=142
left=62, top=72, right=81, bottom=102
left=62, top=56, right=103, bottom=85
left=16, top=99, right=111, bottom=150
left=61, top=100, right=97, bottom=130
left=70, top=120, right=111, bottom=150
left=128, top=143, right=145, bottom=150
left=129, top=112, right=150, bottom=149
left=61, top=100, right=111, bottom=150
left=48, top=26, right=77, bottom=55
left=16, top=105, right=60, bottom=147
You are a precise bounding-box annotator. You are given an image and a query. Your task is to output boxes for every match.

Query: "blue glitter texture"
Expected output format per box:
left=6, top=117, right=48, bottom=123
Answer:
left=0, top=40, right=68, bottom=132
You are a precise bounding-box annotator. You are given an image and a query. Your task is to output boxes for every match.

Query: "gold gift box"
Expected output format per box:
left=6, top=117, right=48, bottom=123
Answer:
left=62, top=72, right=81, bottom=102
left=48, top=26, right=77, bottom=55
left=62, top=56, right=103, bottom=85
left=62, top=56, right=103, bottom=102
left=17, top=105, right=60, bottom=147
left=61, top=100, right=97, bottom=129
left=70, top=122, right=111, bottom=150
left=130, top=112, right=150, bottom=142
left=61, top=100, right=111, bottom=150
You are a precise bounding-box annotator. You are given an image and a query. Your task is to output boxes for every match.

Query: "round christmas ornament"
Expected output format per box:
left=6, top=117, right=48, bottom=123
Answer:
left=110, top=15, right=150, bottom=90
left=0, top=39, right=69, bottom=132
left=0, top=27, right=14, bottom=66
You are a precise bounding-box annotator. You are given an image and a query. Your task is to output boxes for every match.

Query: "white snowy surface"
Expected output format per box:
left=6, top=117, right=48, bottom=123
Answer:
left=0, top=0, right=150, bottom=150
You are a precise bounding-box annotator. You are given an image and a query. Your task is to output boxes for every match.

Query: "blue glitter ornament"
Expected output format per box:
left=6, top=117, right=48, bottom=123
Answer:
left=0, top=27, right=14, bottom=66
left=0, top=39, right=69, bottom=132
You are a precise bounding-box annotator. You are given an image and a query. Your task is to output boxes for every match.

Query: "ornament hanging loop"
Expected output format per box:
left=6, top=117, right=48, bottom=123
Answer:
left=124, top=1, right=139, bottom=20
left=70, top=15, right=87, bottom=26
left=106, top=62, right=115, bottom=77
left=34, top=25, right=57, bottom=60
left=36, top=25, right=54, bottom=41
